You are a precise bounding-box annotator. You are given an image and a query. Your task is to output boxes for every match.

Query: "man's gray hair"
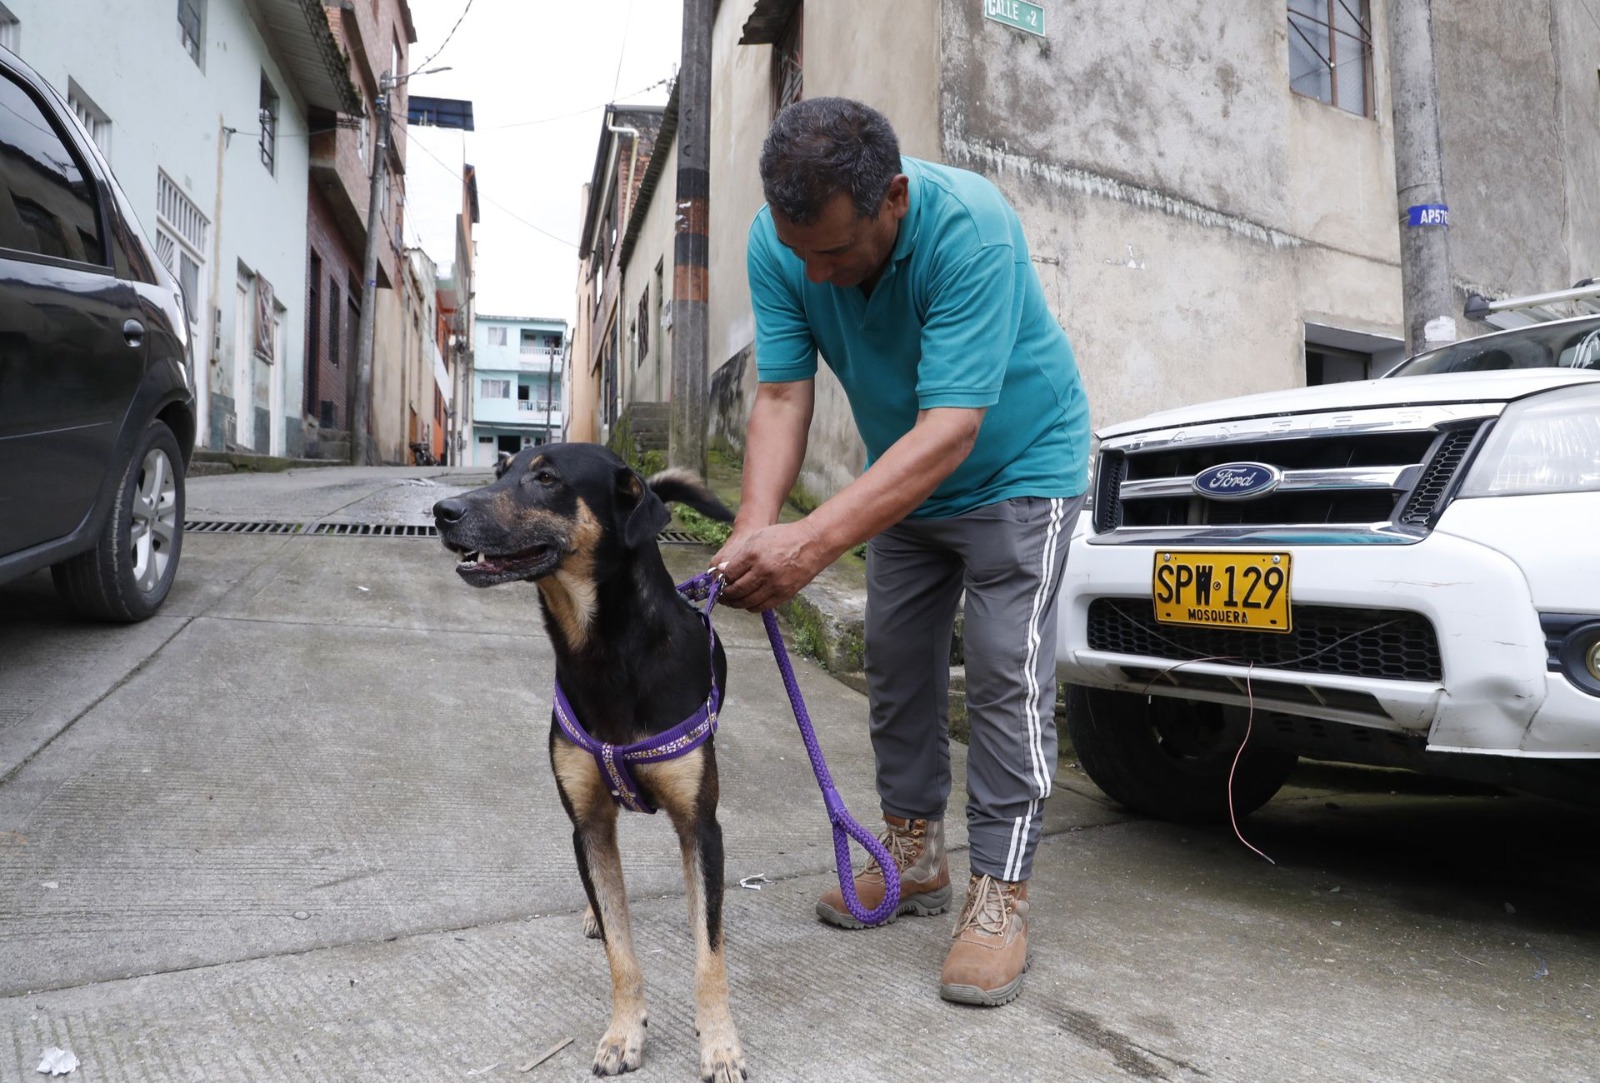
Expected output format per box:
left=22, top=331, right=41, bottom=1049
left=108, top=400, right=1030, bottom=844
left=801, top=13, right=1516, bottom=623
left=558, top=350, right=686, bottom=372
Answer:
left=759, top=97, right=901, bottom=225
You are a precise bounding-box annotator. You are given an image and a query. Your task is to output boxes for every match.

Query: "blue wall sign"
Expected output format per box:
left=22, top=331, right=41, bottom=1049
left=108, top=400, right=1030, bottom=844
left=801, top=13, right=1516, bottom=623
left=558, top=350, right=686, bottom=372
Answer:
left=1407, top=204, right=1450, bottom=227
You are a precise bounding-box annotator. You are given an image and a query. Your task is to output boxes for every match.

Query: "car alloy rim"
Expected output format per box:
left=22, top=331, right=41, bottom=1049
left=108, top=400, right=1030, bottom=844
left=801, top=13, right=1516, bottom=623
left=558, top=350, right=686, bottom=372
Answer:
left=131, top=446, right=178, bottom=593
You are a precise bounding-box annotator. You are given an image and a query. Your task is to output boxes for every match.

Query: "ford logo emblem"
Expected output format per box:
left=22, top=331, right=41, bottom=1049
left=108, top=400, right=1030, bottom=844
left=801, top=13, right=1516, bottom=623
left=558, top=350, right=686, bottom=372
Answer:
left=1192, top=462, right=1283, bottom=501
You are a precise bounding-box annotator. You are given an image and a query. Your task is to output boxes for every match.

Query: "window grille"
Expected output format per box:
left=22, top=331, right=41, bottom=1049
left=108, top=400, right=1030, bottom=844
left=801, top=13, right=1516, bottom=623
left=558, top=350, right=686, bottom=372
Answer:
left=67, top=82, right=111, bottom=155
left=177, top=0, right=202, bottom=64
left=258, top=75, right=278, bottom=174
left=157, top=171, right=208, bottom=254
left=1288, top=0, right=1373, bottom=117
left=0, top=4, right=19, bottom=53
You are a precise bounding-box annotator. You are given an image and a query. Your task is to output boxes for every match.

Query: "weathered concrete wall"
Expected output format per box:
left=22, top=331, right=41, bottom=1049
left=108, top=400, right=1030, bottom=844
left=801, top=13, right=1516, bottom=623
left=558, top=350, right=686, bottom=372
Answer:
left=940, top=0, right=1404, bottom=429
left=1435, top=0, right=1599, bottom=299
left=704, top=0, right=1599, bottom=502
left=1552, top=0, right=1600, bottom=280
left=706, top=0, right=941, bottom=498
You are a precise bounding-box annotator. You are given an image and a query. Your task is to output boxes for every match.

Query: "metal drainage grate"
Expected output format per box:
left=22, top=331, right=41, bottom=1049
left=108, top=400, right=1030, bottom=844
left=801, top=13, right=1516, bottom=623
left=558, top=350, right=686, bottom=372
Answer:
left=658, top=530, right=705, bottom=545
left=185, top=520, right=305, bottom=535
left=309, top=522, right=439, bottom=538
left=185, top=520, right=708, bottom=544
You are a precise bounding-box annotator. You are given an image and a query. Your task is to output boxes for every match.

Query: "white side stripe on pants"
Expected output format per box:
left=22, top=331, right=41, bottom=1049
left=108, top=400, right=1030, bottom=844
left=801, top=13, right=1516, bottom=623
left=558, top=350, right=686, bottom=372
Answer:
left=1007, top=497, right=1066, bottom=882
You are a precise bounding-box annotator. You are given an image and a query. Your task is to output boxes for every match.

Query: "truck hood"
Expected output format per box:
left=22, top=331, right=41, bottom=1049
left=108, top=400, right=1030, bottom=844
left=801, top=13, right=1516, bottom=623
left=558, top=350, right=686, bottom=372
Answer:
left=1099, top=369, right=1600, bottom=438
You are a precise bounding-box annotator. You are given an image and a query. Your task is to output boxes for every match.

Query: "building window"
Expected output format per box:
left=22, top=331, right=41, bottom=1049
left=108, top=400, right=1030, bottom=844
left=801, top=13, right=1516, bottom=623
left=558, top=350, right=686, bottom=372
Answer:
left=636, top=286, right=650, bottom=366
left=153, top=171, right=207, bottom=322
left=327, top=280, right=341, bottom=367
left=177, top=0, right=202, bottom=65
left=1288, top=0, right=1372, bottom=117
left=481, top=378, right=511, bottom=399
left=66, top=80, right=111, bottom=156
left=520, top=329, right=540, bottom=354
left=258, top=74, right=278, bottom=174
left=0, top=3, right=20, bottom=53
left=772, top=2, right=803, bottom=116
left=487, top=325, right=508, bottom=346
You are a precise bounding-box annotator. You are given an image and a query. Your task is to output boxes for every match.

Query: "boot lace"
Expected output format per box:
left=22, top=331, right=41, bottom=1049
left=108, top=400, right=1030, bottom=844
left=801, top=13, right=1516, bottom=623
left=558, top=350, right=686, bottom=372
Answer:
left=861, top=824, right=922, bottom=881
left=952, top=874, right=1016, bottom=937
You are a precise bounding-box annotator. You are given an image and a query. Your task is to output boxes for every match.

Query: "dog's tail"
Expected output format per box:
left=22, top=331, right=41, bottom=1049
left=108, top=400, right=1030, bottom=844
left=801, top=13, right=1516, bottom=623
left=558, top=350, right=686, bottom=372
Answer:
left=647, top=468, right=733, bottom=522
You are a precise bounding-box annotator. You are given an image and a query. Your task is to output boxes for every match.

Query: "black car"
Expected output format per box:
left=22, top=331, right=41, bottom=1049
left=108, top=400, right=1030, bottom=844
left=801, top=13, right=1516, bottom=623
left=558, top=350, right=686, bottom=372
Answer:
left=0, top=45, right=195, bottom=620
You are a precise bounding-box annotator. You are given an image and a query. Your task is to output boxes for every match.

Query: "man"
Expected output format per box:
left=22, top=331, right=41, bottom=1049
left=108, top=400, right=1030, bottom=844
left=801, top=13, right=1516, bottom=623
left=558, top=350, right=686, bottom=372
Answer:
left=713, top=97, right=1091, bottom=1007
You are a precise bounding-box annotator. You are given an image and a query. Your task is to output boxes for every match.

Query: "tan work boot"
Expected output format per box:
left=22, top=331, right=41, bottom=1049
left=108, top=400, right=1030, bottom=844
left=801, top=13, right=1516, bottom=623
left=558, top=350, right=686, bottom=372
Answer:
left=939, top=874, right=1030, bottom=1006
left=816, top=814, right=951, bottom=929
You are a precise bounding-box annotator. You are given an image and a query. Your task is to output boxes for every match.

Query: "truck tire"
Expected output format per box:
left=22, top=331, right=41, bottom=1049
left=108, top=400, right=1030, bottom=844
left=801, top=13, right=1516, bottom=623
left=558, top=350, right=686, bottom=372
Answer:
left=1065, top=683, right=1297, bottom=824
left=52, top=420, right=186, bottom=622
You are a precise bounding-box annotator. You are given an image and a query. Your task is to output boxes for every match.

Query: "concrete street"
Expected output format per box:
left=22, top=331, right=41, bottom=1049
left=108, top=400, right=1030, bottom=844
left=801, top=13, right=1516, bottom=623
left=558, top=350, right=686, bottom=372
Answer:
left=2, top=465, right=1598, bottom=1082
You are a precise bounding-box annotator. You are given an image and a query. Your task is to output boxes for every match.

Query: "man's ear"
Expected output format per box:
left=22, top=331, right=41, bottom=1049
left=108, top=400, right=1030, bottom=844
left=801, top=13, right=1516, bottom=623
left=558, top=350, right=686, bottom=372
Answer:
left=617, top=466, right=671, bottom=551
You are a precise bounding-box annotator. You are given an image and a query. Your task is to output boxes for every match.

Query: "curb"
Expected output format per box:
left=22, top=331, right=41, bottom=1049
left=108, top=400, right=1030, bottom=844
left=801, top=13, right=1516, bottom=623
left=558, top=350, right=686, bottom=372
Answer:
left=191, top=449, right=351, bottom=475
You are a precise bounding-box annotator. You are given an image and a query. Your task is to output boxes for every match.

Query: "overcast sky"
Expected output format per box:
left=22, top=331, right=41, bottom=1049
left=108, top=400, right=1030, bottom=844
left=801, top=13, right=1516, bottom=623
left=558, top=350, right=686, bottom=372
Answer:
left=402, top=0, right=683, bottom=326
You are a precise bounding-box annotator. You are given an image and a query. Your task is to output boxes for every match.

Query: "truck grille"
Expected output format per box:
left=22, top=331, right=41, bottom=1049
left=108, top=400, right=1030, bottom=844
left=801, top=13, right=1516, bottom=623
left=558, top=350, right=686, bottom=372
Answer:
left=1094, top=409, right=1492, bottom=536
left=1086, top=598, right=1443, bottom=682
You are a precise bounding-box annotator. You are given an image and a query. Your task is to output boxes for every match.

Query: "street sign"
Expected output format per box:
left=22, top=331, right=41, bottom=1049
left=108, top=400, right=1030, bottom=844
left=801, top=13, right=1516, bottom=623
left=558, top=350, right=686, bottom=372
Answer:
left=1407, top=203, right=1450, bottom=227
left=984, top=0, right=1045, bottom=37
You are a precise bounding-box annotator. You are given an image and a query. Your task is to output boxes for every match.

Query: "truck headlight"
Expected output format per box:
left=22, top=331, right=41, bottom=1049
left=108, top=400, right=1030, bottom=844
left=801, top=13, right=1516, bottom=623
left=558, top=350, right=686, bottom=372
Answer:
left=1459, top=384, right=1600, bottom=497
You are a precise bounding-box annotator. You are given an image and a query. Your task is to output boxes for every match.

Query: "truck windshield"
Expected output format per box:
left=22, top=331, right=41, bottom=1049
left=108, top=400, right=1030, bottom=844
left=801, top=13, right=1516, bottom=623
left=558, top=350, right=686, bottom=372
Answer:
left=1390, top=317, right=1600, bottom=377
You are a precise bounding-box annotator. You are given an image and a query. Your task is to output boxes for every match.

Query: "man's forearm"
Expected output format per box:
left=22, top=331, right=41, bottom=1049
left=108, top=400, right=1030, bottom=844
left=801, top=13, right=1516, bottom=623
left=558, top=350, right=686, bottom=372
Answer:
left=734, top=383, right=813, bottom=530
left=804, top=407, right=983, bottom=560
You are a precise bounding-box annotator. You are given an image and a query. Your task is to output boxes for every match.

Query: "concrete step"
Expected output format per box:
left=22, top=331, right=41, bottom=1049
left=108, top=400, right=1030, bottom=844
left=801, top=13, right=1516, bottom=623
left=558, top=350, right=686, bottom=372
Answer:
left=190, top=449, right=349, bottom=474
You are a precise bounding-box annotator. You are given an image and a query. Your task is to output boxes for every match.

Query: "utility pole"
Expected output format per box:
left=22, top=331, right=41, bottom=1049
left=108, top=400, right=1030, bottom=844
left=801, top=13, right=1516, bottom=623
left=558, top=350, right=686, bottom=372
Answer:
left=669, top=0, right=712, bottom=475
left=1386, top=0, right=1456, bottom=354
left=350, top=74, right=390, bottom=465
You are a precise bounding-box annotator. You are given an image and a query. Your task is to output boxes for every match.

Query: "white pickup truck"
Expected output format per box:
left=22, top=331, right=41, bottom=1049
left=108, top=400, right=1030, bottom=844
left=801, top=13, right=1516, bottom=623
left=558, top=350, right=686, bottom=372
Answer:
left=1056, top=293, right=1600, bottom=821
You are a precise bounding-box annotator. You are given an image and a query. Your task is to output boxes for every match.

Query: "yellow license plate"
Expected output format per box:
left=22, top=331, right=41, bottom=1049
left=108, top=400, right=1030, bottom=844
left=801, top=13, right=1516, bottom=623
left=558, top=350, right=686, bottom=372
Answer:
left=1152, top=551, right=1293, bottom=633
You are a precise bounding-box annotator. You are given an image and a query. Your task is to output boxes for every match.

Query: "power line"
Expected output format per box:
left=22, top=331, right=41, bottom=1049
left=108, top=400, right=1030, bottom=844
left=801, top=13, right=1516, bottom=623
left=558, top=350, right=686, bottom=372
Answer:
left=416, top=0, right=475, bottom=71
left=612, top=0, right=638, bottom=100
left=480, top=76, right=674, bottom=132
left=408, top=133, right=579, bottom=249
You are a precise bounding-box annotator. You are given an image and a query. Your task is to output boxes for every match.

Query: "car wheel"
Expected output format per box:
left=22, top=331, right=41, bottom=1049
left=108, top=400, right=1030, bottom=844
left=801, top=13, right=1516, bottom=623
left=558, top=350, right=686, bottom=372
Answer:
left=1065, top=683, right=1298, bottom=824
left=52, top=420, right=186, bottom=622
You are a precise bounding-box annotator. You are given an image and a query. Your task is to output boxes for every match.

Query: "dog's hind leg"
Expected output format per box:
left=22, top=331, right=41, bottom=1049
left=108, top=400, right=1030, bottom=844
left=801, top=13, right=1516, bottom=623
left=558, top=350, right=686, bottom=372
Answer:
left=646, top=748, right=747, bottom=1083
left=553, top=742, right=649, bottom=1076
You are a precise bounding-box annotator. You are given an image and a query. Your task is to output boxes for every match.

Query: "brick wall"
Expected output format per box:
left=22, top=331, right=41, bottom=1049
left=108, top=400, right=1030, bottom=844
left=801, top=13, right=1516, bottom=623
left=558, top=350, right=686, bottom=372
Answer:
left=306, top=184, right=360, bottom=432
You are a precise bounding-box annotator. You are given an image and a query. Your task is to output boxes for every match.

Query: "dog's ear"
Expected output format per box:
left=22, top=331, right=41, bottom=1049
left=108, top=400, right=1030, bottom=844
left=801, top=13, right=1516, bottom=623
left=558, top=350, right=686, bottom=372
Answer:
left=617, top=465, right=671, bottom=550
left=495, top=451, right=514, bottom=479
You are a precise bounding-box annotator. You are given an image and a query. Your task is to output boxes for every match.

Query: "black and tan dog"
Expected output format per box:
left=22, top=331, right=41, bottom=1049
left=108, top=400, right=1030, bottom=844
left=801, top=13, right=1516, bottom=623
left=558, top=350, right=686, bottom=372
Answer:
left=432, top=443, right=745, bottom=1081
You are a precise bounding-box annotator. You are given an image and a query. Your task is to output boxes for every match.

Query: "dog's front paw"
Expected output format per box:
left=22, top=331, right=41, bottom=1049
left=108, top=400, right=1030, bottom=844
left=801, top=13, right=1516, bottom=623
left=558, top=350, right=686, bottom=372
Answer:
left=582, top=904, right=602, bottom=940
left=593, top=1019, right=647, bottom=1076
left=698, top=1025, right=747, bottom=1082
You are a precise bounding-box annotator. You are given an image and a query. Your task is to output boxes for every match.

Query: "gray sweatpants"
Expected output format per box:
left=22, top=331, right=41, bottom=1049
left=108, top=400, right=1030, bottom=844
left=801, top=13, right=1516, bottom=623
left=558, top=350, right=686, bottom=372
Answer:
left=864, top=493, right=1083, bottom=883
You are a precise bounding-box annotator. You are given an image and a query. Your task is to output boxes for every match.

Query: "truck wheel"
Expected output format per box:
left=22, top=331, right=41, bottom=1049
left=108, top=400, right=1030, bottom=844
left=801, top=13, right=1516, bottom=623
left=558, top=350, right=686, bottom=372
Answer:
left=1065, top=684, right=1297, bottom=823
left=52, top=420, right=186, bottom=622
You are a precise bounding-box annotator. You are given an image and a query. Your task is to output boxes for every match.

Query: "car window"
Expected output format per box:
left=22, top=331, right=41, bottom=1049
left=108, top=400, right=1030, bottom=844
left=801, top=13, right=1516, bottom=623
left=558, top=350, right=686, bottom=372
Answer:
left=0, top=70, right=105, bottom=266
left=1390, top=319, right=1600, bottom=377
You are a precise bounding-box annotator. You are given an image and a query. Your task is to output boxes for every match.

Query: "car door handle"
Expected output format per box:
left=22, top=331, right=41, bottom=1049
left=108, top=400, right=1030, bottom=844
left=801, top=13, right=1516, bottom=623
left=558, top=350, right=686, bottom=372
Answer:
left=123, top=319, right=144, bottom=347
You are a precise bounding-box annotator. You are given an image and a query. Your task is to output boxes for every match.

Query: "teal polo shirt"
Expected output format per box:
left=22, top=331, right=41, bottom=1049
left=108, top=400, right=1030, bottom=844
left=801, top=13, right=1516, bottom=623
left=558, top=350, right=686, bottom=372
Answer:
left=747, top=156, right=1091, bottom=518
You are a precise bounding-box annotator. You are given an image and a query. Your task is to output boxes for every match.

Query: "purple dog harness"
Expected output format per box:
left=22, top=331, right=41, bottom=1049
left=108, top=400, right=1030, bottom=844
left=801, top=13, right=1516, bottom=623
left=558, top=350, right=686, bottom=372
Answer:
left=551, top=578, right=723, bottom=815
left=550, top=572, right=901, bottom=925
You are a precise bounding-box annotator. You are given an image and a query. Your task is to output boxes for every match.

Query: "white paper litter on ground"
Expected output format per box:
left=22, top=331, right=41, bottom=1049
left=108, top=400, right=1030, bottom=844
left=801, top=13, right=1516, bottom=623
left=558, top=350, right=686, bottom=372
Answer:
left=37, top=1046, right=79, bottom=1075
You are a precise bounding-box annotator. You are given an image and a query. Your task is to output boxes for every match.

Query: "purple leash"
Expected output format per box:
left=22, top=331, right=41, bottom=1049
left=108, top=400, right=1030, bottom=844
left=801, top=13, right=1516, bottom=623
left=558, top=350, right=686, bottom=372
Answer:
left=679, top=572, right=901, bottom=926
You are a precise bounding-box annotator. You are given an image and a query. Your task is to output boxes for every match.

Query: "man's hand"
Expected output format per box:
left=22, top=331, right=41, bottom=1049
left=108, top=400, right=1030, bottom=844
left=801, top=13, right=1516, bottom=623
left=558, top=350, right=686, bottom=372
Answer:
left=713, top=519, right=830, bottom=612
